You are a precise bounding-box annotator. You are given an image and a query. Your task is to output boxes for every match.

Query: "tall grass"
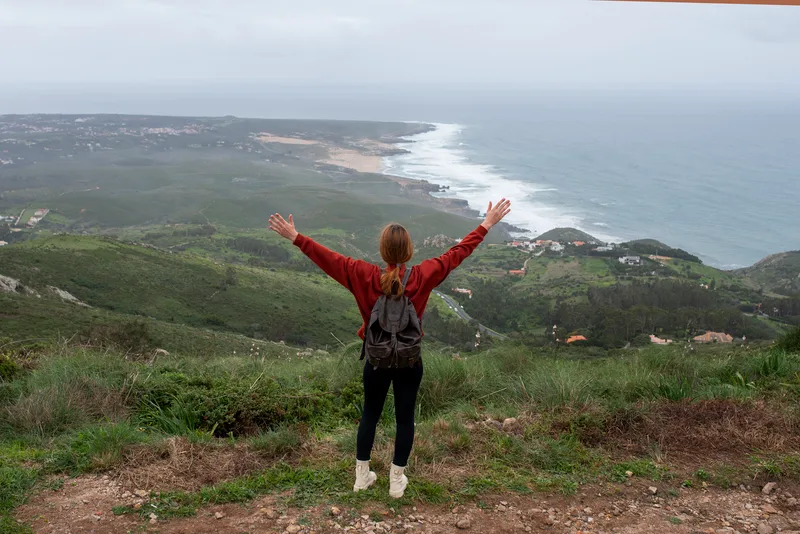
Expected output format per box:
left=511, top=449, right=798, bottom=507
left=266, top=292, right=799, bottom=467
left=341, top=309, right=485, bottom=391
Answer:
left=2, top=340, right=800, bottom=527
left=1, top=348, right=133, bottom=438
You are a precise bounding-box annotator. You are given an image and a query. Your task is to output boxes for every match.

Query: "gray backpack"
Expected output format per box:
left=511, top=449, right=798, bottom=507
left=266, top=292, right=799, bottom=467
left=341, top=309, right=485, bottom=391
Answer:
left=363, top=266, right=423, bottom=369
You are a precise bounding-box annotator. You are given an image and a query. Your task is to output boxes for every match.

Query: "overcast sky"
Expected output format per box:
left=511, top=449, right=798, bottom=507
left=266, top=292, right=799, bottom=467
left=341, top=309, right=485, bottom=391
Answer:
left=1, top=0, right=799, bottom=95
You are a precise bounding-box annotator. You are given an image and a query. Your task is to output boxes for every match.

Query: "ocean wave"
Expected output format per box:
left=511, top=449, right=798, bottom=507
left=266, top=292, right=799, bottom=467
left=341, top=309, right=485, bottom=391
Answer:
left=383, top=123, right=618, bottom=240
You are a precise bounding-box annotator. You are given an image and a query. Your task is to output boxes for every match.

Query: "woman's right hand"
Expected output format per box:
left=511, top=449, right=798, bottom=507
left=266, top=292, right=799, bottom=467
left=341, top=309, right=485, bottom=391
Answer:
left=480, top=198, right=511, bottom=230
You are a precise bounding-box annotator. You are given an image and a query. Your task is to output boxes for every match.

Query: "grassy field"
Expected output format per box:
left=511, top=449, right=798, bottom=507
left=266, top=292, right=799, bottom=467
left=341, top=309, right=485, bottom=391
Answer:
left=2, top=334, right=800, bottom=531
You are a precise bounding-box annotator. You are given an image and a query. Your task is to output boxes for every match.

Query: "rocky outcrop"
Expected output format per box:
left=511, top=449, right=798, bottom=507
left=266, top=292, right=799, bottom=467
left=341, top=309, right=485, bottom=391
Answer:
left=423, top=235, right=459, bottom=248
left=47, top=286, right=91, bottom=307
left=0, top=274, right=38, bottom=296
left=1, top=273, right=90, bottom=306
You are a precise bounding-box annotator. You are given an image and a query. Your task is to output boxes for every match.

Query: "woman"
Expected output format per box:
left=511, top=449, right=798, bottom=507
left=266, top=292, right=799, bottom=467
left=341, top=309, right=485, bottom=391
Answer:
left=269, top=198, right=511, bottom=498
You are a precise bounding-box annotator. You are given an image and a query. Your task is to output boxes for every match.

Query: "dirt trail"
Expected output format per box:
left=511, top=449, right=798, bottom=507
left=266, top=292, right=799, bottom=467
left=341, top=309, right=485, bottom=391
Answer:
left=15, top=474, right=800, bottom=534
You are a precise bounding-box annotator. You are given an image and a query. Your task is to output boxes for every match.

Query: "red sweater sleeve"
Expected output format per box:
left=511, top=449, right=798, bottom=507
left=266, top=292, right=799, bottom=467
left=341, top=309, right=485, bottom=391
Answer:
left=418, top=225, right=488, bottom=291
left=292, top=234, right=376, bottom=291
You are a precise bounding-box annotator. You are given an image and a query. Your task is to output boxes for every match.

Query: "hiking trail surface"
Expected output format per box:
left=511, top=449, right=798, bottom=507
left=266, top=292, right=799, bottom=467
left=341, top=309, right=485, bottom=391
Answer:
left=15, top=474, right=800, bottom=533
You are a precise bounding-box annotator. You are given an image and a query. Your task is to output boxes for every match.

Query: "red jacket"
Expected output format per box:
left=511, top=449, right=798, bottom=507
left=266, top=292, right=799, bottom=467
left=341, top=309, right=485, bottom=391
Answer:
left=293, top=224, right=488, bottom=339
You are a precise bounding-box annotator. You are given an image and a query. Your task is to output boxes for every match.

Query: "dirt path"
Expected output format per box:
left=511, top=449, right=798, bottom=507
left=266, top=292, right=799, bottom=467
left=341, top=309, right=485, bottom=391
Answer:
left=15, top=474, right=800, bottom=534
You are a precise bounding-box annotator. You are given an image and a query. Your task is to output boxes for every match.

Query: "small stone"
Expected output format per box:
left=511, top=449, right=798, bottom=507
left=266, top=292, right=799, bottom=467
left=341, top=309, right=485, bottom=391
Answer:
left=149, top=513, right=158, bottom=524
left=543, top=517, right=555, bottom=526
left=134, top=489, right=148, bottom=498
left=214, top=511, right=225, bottom=519
left=456, top=517, right=471, bottom=529
left=762, top=483, right=777, bottom=495
left=762, top=504, right=779, bottom=514
left=331, top=506, right=342, bottom=516
left=133, top=503, right=142, bottom=510
left=496, top=504, right=507, bottom=512
left=260, top=508, right=278, bottom=519
left=788, top=498, right=798, bottom=506
left=648, top=486, right=658, bottom=495
left=757, top=523, right=774, bottom=534
left=500, top=501, right=509, bottom=506
left=625, top=471, right=634, bottom=478
left=286, top=526, right=302, bottom=534
left=584, top=507, right=593, bottom=514
left=121, top=491, right=132, bottom=498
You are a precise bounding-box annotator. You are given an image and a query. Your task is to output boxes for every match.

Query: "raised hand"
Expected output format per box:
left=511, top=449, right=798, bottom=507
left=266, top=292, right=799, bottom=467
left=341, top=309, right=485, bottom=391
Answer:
left=480, top=198, right=512, bottom=230
left=269, top=213, right=299, bottom=242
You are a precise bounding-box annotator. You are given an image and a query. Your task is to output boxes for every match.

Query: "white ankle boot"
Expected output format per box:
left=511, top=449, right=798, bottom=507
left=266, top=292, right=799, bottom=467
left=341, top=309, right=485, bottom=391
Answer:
left=389, top=463, right=408, bottom=498
left=353, top=459, right=377, bottom=492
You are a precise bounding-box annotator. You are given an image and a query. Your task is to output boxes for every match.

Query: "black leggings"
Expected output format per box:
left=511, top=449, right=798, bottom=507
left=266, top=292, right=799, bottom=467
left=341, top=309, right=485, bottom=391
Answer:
left=356, top=362, right=424, bottom=467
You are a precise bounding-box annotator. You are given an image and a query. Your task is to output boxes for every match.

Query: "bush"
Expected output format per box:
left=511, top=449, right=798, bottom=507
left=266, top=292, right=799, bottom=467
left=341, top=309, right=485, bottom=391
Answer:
left=134, top=368, right=343, bottom=436
left=80, top=320, right=155, bottom=353
left=250, top=426, right=304, bottom=457
left=630, top=333, right=651, bottom=347
left=0, top=356, right=21, bottom=382
left=777, top=326, right=800, bottom=354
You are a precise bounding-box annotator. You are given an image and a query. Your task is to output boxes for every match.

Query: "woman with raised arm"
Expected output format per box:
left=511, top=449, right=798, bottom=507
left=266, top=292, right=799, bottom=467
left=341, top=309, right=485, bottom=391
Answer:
left=269, top=198, right=511, bottom=498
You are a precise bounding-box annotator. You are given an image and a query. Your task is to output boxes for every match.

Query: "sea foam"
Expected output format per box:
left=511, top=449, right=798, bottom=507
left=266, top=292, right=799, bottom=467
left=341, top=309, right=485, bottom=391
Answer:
left=383, top=123, right=619, bottom=242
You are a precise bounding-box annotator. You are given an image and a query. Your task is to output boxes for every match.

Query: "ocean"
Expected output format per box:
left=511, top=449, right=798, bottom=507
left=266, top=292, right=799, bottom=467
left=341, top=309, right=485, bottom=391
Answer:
left=4, top=87, right=799, bottom=268
left=380, top=100, right=800, bottom=269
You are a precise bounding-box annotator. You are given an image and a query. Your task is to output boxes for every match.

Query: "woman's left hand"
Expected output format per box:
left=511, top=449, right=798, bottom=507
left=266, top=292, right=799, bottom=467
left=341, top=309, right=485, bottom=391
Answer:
left=269, top=213, right=299, bottom=242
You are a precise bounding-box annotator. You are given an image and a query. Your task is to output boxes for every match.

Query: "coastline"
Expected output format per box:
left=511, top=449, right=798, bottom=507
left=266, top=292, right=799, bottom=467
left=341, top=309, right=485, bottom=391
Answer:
left=259, top=122, right=520, bottom=235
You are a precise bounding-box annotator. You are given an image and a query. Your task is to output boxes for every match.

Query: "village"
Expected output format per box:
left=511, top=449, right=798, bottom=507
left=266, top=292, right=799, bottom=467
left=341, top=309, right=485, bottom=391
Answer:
left=458, top=238, right=747, bottom=347
left=0, top=207, right=50, bottom=247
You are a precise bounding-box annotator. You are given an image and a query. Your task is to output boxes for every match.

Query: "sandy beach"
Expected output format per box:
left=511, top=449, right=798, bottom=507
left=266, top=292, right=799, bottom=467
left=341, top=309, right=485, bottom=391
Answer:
left=255, top=133, right=384, bottom=173
left=322, top=148, right=383, bottom=173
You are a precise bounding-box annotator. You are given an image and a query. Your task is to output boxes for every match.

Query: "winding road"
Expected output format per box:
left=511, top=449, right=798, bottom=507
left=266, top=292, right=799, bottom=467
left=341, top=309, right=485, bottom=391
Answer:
left=432, top=290, right=508, bottom=340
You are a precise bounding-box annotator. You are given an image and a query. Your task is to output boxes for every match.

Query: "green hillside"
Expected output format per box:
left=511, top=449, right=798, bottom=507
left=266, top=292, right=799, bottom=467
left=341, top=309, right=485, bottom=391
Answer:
left=0, top=290, right=296, bottom=358
left=0, top=235, right=361, bottom=346
left=534, top=227, right=601, bottom=243
left=738, top=251, right=800, bottom=296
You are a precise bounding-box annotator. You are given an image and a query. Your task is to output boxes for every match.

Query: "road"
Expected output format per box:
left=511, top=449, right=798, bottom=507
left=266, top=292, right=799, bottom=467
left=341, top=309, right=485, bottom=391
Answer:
left=432, top=290, right=508, bottom=340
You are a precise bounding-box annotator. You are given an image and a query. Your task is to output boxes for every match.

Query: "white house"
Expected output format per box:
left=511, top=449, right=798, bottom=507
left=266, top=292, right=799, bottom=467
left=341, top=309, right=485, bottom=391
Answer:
left=550, top=243, right=565, bottom=252
left=594, top=245, right=614, bottom=252
left=618, top=256, right=641, bottom=266
left=0, top=241, right=7, bottom=247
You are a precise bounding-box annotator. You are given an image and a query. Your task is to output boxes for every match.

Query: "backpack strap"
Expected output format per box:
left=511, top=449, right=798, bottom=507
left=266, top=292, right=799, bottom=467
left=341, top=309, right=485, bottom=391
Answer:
left=401, top=265, right=412, bottom=295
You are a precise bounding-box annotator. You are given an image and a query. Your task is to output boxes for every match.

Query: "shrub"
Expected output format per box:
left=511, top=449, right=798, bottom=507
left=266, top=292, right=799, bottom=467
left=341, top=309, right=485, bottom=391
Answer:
left=134, top=368, right=343, bottom=436
left=777, top=326, right=800, bottom=354
left=80, top=320, right=155, bottom=353
left=0, top=356, right=21, bottom=382
left=250, top=426, right=304, bottom=457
